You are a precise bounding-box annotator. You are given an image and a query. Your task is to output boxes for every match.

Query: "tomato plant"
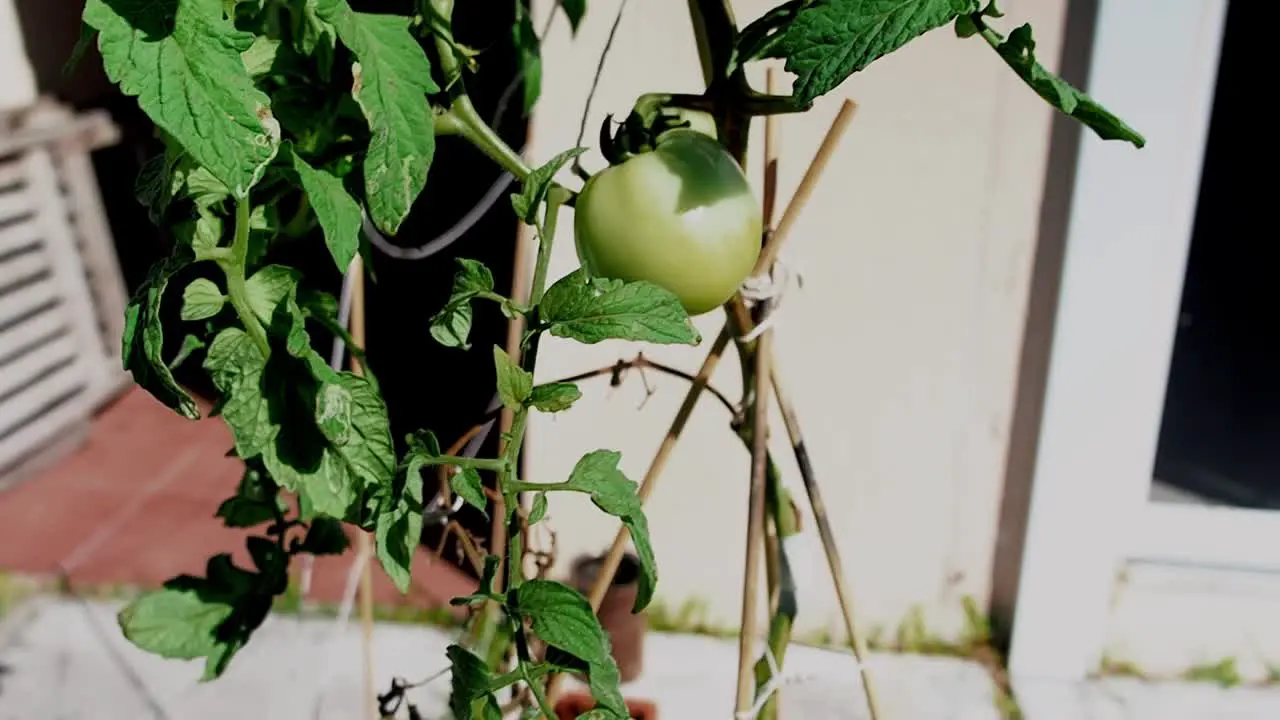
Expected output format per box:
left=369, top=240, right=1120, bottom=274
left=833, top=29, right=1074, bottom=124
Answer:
left=576, top=128, right=762, bottom=316
left=73, top=0, right=1143, bottom=716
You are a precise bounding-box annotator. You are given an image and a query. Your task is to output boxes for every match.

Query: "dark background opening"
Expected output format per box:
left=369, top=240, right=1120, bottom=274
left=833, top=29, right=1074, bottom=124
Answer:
left=1151, top=0, right=1276, bottom=508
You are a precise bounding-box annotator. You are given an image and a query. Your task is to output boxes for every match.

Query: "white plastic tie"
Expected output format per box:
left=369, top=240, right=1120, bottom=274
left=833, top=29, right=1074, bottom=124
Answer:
left=737, top=253, right=802, bottom=343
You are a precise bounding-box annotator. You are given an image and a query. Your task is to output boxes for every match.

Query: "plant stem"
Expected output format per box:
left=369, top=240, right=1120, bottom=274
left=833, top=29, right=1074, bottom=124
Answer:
left=447, top=96, right=533, bottom=180
left=420, top=455, right=506, bottom=472
left=494, top=196, right=566, bottom=719
left=219, top=198, right=271, bottom=357
left=524, top=665, right=558, bottom=719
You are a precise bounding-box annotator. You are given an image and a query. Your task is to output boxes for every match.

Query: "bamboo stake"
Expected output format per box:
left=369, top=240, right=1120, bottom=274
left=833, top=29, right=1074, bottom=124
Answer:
left=547, top=96, right=861, bottom=710
left=735, top=67, right=785, bottom=715
left=347, top=254, right=378, bottom=720
left=770, top=367, right=882, bottom=720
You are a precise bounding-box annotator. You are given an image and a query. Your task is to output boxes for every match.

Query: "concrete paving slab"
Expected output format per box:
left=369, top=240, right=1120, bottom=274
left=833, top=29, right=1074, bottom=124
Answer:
left=0, top=596, right=1003, bottom=719
left=1015, top=675, right=1280, bottom=720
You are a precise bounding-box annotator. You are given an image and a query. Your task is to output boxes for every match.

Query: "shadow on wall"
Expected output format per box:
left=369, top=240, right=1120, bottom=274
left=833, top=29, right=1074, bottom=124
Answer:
left=9, top=0, right=531, bottom=562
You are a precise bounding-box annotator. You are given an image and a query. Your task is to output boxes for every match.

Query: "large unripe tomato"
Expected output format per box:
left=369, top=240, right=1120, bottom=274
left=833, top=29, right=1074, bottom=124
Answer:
left=574, top=129, right=761, bottom=317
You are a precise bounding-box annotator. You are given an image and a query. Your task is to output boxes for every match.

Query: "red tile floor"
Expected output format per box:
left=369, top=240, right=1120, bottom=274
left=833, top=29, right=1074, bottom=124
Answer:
left=0, top=386, right=474, bottom=611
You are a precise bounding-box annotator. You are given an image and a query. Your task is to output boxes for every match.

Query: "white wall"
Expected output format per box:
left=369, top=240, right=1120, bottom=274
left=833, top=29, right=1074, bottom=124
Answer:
left=0, top=0, right=37, bottom=112
left=525, top=0, right=1067, bottom=640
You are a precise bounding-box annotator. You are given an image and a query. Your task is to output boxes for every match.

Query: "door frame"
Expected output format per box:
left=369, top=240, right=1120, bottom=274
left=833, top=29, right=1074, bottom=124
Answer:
left=1007, top=0, right=1235, bottom=683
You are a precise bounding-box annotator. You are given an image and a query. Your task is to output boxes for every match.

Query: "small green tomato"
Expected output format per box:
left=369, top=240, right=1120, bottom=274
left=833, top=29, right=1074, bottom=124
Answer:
left=573, top=129, right=761, bottom=317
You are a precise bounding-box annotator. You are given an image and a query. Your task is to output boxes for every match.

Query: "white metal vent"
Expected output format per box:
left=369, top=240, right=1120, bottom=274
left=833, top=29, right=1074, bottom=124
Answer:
left=0, top=101, right=126, bottom=482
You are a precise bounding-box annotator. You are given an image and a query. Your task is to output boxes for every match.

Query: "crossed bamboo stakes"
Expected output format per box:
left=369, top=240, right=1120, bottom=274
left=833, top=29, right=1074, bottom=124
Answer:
left=348, top=88, right=880, bottom=718
left=534, top=93, right=884, bottom=719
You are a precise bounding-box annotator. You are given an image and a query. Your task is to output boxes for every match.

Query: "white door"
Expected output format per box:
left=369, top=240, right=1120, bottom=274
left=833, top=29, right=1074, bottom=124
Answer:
left=1008, top=0, right=1280, bottom=684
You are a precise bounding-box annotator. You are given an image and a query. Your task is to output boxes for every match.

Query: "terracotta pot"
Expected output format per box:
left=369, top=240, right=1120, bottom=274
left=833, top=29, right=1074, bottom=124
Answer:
left=571, top=552, right=646, bottom=682
left=554, top=690, right=657, bottom=720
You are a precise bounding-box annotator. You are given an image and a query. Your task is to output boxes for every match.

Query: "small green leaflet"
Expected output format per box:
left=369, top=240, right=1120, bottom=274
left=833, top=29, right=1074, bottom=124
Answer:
left=450, top=555, right=501, bottom=606
left=450, top=467, right=489, bottom=518
left=430, top=259, right=496, bottom=349
left=216, top=465, right=286, bottom=528
left=447, top=645, right=504, bottom=720
left=122, top=248, right=199, bottom=419
left=374, top=447, right=426, bottom=592
left=562, top=450, right=657, bottom=611
left=493, top=346, right=532, bottom=411
left=181, top=278, right=224, bottom=321
left=241, top=36, right=280, bottom=77
left=515, top=580, right=612, bottom=666
left=560, top=0, right=586, bottom=34
left=741, top=0, right=980, bottom=105
left=203, top=328, right=274, bottom=458
left=167, top=334, right=206, bottom=372
left=528, top=492, right=548, bottom=525
left=529, top=382, right=582, bottom=413
left=512, top=1, right=541, bottom=114
left=83, top=0, right=280, bottom=195
left=118, top=555, right=273, bottom=680
left=244, top=265, right=302, bottom=325
left=265, top=369, right=396, bottom=520
left=543, top=640, right=628, bottom=718
left=511, top=147, right=586, bottom=224
left=539, top=269, right=700, bottom=346
left=118, top=588, right=233, bottom=661
left=315, top=0, right=438, bottom=234
left=984, top=23, right=1145, bottom=147
left=291, top=150, right=363, bottom=270
left=299, top=517, right=350, bottom=555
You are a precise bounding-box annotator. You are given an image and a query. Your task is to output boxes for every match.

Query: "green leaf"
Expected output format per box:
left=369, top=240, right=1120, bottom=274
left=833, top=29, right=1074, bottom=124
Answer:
left=264, top=369, right=396, bottom=519
left=177, top=210, right=224, bottom=253
left=493, top=346, right=532, bottom=411
left=450, top=466, right=489, bottom=518
left=241, top=36, right=280, bottom=77
left=528, top=492, right=548, bottom=525
left=291, top=151, right=362, bottom=270
left=206, top=313, right=396, bottom=521
left=118, top=588, right=233, bottom=660
left=510, top=147, right=586, bottom=224
left=122, top=249, right=199, bottom=419
left=742, top=0, right=980, bottom=105
left=514, top=580, right=611, bottom=666
left=180, top=278, right=224, bottom=321
left=118, top=554, right=273, bottom=680
left=560, top=0, right=586, bottom=33
left=83, top=0, right=280, bottom=195
left=374, top=449, right=425, bottom=592
left=512, top=2, right=541, bottom=114
left=539, top=269, right=700, bottom=346
left=562, top=451, right=656, bottom=612
left=216, top=464, right=285, bottom=528
left=204, top=327, right=274, bottom=458
left=430, top=259, right=496, bottom=350
left=245, top=265, right=302, bottom=326
left=447, top=645, right=504, bottom=720
left=543, top=643, right=627, bottom=718
left=300, top=517, right=350, bottom=555
left=315, top=0, right=439, bottom=234
left=315, top=380, right=354, bottom=446
left=985, top=23, right=1144, bottom=147
left=529, top=382, right=581, bottom=413
left=586, top=659, right=627, bottom=718
left=450, top=555, right=501, bottom=606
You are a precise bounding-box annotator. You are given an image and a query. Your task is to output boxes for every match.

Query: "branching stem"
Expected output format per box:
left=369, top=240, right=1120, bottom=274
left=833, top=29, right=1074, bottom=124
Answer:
left=219, top=198, right=271, bottom=357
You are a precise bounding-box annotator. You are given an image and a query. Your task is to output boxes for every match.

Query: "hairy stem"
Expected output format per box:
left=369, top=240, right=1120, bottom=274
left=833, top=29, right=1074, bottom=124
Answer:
left=448, top=96, right=533, bottom=179
left=495, top=195, right=567, bottom=718
left=219, top=198, right=271, bottom=357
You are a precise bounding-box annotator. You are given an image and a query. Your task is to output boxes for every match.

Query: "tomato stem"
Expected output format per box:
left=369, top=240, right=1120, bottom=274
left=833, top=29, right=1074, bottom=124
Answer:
left=218, top=198, right=271, bottom=358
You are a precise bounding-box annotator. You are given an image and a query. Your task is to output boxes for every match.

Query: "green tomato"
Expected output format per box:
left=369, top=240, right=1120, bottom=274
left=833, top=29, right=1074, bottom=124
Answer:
left=574, top=129, right=761, bottom=317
